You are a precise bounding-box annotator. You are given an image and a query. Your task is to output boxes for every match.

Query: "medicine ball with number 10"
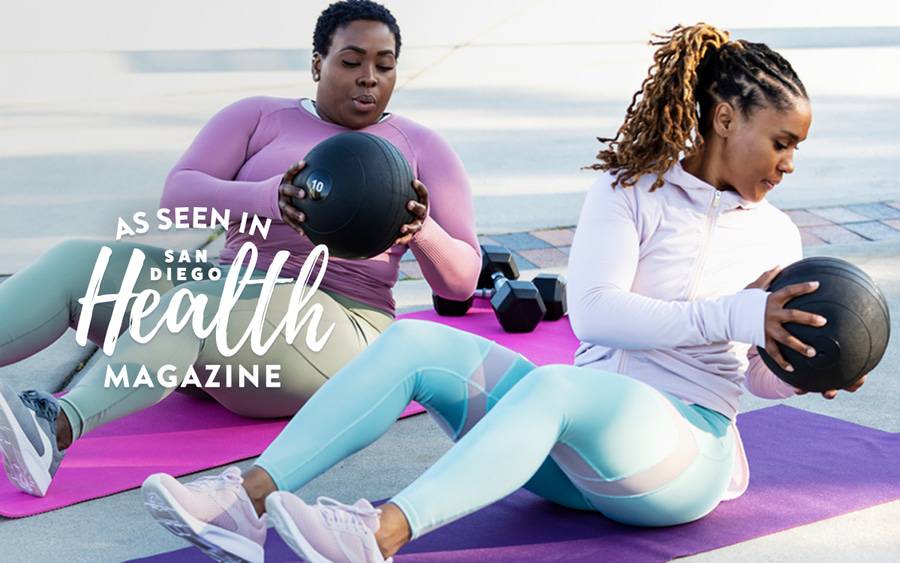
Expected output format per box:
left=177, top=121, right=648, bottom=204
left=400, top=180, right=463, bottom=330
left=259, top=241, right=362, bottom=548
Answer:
left=290, top=132, right=418, bottom=259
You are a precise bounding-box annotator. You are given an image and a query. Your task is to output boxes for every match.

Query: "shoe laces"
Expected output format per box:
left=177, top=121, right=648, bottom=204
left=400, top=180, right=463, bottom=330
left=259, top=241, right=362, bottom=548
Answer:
left=19, top=390, right=60, bottom=427
left=187, top=467, right=267, bottom=529
left=316, top=497, right=380, bottom=536
left=187, top=467, right=244, bottom=494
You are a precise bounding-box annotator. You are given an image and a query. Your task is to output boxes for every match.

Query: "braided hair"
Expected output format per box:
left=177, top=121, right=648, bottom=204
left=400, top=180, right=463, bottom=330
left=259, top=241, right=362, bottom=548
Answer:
left=313, top=0, right=402, bottom=58
left=591, top=23, right=808, bottom=189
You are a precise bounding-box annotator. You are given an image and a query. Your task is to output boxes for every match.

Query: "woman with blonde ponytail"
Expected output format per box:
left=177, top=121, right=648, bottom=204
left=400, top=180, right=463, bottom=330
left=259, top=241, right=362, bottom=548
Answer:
left=137, top=24, right=853, bottom=563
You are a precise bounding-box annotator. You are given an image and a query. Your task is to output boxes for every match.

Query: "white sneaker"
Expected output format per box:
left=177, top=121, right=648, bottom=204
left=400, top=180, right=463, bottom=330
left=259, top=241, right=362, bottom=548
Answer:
left=0, top=384, right=65, bottom=496
left=267, top=492, right=390, bottom=563
left=142, top=467, right=267, bottom=563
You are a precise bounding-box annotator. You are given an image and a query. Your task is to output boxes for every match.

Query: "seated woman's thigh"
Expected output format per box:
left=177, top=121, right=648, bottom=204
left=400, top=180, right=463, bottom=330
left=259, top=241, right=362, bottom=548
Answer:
left=187, top=281, right=389, bottom=417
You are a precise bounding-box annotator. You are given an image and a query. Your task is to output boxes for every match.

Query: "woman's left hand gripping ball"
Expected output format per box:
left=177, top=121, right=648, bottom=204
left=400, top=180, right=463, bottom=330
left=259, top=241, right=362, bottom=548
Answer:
left=747, top=266, right=868, bottom=400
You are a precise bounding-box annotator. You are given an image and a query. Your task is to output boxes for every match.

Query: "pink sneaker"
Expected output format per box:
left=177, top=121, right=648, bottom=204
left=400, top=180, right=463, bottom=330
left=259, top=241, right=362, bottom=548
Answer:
left=142, top=467, right=267, bottom=563
left=266, top=492, right=390, bottom=563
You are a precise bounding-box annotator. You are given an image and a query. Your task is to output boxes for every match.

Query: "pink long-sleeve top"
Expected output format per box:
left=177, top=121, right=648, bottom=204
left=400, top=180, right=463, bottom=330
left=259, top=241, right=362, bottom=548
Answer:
left=568, top=162, right=801, bottom=498
left=161, top=96, right=481, bottom=315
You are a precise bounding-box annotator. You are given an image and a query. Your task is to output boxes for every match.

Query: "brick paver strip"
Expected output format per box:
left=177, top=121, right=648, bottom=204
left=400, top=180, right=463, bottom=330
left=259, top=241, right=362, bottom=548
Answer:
left=807, top=206, right=871, bottom=224
left=531, top=228, right=576, bottom=247
left=396, top=202, right=899, bottom=281
left=844, top=221, right=900, bottom=241
left=805, top=224, right=868, bottom=244
left=509, top=251, right=538, bottom=270
left=490, top=232, right=552, bottom=251
left=847, top=203, right=900, bottom=220
left=517, top=247, right=569, bottom=269
left=786, top=210, right=833, bottom=227
left=799, top=229, right=827, bottom=246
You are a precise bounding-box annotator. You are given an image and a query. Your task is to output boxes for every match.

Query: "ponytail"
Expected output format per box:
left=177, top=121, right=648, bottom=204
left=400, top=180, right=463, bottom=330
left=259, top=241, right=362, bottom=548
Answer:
left=591, top=23, right=806, bottom=190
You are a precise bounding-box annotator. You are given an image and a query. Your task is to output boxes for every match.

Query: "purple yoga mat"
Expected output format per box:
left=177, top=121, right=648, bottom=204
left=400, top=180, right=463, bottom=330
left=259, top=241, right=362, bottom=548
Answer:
left=132, top=405, right=900, bottom=562
left=0, top=305, right=573, bottom=517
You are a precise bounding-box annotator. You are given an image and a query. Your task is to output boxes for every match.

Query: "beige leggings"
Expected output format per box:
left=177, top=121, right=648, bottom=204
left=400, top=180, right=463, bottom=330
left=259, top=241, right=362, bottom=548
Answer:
left=0, top=239, right=392, bottom=441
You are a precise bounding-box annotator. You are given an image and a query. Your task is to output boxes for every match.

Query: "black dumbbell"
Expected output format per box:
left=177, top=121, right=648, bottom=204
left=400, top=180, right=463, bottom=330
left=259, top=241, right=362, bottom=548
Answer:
left=433, top=245, right=567, bottom=332
left=484, top=272, right=567, bottom=323
left=474, top=247, right=567, bottom=322
left=477, top=245, right=519, bottom=289
left=481, top=262, right=546, bottom=333
left=431, top=295, right=474, bottom=316
left=434, top=245, right=567, bottom=328
left=532, top=273, right=567, bottom=321
left=433, top=245, right=518, bottom=317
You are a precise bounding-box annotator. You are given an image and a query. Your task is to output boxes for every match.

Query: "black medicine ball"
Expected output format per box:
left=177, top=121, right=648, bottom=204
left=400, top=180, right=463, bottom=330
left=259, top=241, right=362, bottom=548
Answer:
left=758, top=257, right=891, bottom=392
left=290, top=132, right=417, bottom=259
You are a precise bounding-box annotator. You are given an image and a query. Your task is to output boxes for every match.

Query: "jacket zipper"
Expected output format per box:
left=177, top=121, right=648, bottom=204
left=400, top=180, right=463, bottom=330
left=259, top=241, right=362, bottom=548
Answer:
left=618, top=191, right=722, bottom=375
left=685, top=190, right=722, bottom=300
left=617, top=349, right=629, bottom=374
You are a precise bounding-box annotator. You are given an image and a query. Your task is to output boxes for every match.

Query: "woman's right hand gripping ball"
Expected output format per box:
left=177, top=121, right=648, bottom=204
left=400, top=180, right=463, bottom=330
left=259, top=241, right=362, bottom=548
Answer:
left=278, top=160, right=308, bottom=237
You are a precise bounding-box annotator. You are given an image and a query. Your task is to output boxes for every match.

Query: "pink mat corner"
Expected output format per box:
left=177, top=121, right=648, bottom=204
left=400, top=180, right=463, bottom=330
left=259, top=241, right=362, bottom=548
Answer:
left=0, top=396, right=425, bottom=518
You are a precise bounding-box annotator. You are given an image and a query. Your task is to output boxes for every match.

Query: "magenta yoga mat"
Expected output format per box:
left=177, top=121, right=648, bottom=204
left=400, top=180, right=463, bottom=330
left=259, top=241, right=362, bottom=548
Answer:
left=0, top=396, right=425, bottom=518
left=0, top=303, right=572, bottom=518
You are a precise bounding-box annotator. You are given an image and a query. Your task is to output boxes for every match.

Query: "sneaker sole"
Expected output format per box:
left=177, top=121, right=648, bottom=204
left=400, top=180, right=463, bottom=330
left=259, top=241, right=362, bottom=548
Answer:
left=0, top=390, right=51, bottom=496
left=266, top=493, right=332, bottom=563
left=141, top=474, right=265, bottom=563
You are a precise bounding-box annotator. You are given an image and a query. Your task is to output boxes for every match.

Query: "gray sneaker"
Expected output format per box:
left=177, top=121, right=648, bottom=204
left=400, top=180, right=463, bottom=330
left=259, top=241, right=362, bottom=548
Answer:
left=0, top=382, right=65, bottom=496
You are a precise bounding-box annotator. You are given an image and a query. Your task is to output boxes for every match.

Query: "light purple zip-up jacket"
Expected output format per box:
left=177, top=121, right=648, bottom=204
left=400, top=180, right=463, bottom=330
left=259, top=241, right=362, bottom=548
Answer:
left=568, top=162, right=801, bottom=497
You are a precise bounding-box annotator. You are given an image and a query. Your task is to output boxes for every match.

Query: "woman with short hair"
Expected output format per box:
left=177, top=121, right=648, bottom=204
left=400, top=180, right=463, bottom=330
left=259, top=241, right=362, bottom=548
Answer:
left=0, top=0, right=480, bottom=504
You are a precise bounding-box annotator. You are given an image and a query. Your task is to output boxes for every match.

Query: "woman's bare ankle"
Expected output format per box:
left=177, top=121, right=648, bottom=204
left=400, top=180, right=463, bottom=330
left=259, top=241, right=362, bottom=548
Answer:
left=375, top=503, right=412, bottom=558
left=55, top=410, right=73, bottom=450
left=241, top=466, right=278, bottom=517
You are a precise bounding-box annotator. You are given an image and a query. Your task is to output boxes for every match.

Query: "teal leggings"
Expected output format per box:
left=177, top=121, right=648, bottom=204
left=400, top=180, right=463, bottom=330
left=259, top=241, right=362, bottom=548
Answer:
left=255, top=319, right=736, bottom=538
